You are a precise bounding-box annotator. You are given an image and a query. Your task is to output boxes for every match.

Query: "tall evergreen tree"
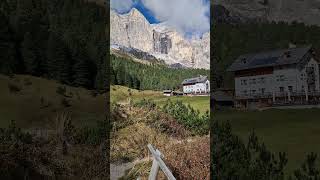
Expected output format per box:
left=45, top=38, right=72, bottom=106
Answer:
left=0, top=12, right=18, bottom=75
left=47, top=32, right=70, bottom=83
left=72, top=46, right=91, bottom=88
left=21, top=32, right=40, bottom=75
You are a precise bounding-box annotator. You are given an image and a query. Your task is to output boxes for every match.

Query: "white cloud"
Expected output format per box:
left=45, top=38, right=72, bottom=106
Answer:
left=141, top=0, right=210, bottom=37
left=111, top=0, right=134, bottom=13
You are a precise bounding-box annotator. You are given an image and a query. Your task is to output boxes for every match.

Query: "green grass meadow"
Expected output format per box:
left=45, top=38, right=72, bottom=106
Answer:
left=111, top=85, right=210, bottom=114
left=214, top=109, right=320, bottom=173
left=0, top=74, right=105, bottom=129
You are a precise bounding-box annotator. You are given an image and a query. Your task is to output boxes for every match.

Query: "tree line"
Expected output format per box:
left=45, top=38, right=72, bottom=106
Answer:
left=0, top=0, right=107, bottom=90
left=111, top=54, right=210, bottom=91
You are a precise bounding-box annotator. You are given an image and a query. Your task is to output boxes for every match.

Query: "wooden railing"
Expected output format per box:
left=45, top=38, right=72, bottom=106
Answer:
left=236, top=91, right=320, bottom=100
left=137, top=144, right=176, bottom=180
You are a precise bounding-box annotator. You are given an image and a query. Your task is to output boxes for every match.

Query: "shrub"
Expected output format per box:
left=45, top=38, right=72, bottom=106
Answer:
left=0, top=120, right=32, bottom=144
left=8, top=83, right=22, bottom=93
left=291, top=152, right=319, bottom=180
left=74, top=120, right=108, bottom=145
left=211, top=120, right=288, bottom=180
left=90, top=90, right=98, bottom=97
left=56, top=86, right=66, bottom=96
left=61, top=98, right=71, bottom=107
left=162, top=100, right=209, bottom=135
left=23, top=78, right=32, bottom=86
left=133, top=98, right=156, bottom=110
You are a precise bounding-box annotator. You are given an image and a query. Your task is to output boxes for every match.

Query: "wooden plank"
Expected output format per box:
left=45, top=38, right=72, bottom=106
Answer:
left=147, top=144, right=176, bottom=180
left=148, top=159, right=159, bottom=180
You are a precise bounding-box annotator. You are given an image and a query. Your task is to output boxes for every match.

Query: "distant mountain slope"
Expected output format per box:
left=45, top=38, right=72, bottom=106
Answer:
left=110, top=8, right=210, bottom=69
left=213, top=0, right=320, bottom=25
left=110, top=54, right=209, bottom=90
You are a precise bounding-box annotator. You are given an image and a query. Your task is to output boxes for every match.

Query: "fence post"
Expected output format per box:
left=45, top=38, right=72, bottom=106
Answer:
left=149, top=157, right=160, bottom=180
left=147, top=144, right=176, bottom=180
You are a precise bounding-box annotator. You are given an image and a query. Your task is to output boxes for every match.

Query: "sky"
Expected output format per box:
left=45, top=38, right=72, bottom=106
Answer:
left=110, top=0, right=210, bottom=38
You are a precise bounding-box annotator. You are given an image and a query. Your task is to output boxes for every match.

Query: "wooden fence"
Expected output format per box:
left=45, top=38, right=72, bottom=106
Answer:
left=137, top=144, right=176, bottom=180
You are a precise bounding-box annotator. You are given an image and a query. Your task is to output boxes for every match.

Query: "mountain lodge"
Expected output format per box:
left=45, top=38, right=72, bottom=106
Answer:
left=228, top=45, right=320, bottom=109
left=182, top=75, right=210, bottom=95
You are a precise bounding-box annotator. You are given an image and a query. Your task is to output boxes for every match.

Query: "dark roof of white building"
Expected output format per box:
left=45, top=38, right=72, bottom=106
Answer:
left=227, top=45, right=313, bottom=72
left=182, top=76, right=208, bottom=85
left=163, top=90, right=172, bottom=93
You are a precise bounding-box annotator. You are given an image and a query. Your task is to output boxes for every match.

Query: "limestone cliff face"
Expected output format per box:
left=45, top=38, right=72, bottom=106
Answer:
left=214, top=0, right=320, bottom=25
left=110, top=8, right=210, bottom=69
left=110, top=9, right=154, bottom=52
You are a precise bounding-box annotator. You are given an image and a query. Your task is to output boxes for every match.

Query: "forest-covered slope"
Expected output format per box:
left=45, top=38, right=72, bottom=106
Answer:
left=110, top=54, right=210, bottom=90
left=0, top=0, right=108, bottom=90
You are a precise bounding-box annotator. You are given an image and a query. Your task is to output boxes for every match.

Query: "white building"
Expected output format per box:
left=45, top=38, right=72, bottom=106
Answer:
left=163, top=90, right=172, bottom=96
left=182, top=75, right=210, bottom=95
left=228, top=45, right=320, bottom=108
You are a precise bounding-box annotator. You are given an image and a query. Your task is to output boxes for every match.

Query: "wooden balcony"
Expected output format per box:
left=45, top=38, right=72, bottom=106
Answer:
left=236, top=91, right=320, bottom=100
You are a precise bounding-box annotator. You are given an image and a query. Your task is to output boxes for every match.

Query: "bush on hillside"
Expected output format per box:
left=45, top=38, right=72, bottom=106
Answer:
left=133, top=98, right=156, bottom=110
left=162, top=100, right=209, bottom=135
left=56, top=86, right=66, bottom=96
left=73, top=120, right=108, bottom=145
left=23, top=78, right=32, bottom=86
left=61, top=98, right=71, bottom=107
left=291, top=152, right=320, bottom=180
left=211, top=119, right=288, bottom=180
left=8, top=83, right=22, bottom=93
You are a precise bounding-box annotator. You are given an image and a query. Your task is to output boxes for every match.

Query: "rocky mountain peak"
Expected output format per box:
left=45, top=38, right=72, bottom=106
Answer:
left=214, top=0, right=320, bottom=25
left=128, top=8, right=145, bottom=19
left=110, top=8, right=210, bottom=69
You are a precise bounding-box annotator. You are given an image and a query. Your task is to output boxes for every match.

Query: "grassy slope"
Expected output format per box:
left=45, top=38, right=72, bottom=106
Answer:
left=0, top=74, right=105, bottom=129
left=215, top=109, right=320, bottom=174
left=111, top=85, right=210, bottom=114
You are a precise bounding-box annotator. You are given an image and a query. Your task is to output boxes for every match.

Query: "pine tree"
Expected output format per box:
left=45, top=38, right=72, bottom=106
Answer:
left=110, top=69, right=117, bottom=85
left=0, top=12, right=18, bottom=75
left=21, top=32, right=40, bottom=75
left=47, top=32, right=70, bottom=83
left=116, top=63, right=125, bottom=85
left=72, top=46, right=91, bottom=88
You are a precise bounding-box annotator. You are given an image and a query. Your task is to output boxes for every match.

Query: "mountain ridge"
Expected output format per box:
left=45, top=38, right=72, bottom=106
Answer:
left=213, top=0, right=320, bottom=25
left=110, top=8, right=210, bottom=69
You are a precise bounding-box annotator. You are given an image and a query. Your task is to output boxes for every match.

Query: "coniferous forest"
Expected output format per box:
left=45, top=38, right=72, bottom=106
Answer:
left=110, top=54, right=210, bottom=91
left=0, top=0, right=107, bottom=90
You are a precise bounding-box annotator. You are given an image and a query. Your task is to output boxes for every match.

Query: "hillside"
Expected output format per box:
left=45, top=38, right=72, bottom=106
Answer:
left=111, top=54, right=210, bottom=90
left=0, top=74, right=108, bottom=179
left=216, top=109, right=320, bottom=174
left=0, top=0, right=107, bottom=90
left=213, top=0, right=320, bottom=25
left=110, top=85, right=210, bottom=178
left=0, top=74, right=105, bottom=129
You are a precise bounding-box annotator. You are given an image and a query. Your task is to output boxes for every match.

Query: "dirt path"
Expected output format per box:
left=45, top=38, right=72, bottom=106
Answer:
left=110, top=162, right=135, bottom=180
left=110, top=157, right=151, bottom=180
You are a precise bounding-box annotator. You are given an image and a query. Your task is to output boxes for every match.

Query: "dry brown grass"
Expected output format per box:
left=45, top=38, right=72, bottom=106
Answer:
left=111, top=104, right=210, bottom=179
left=111, top=123, right=169, bottom=162
left=163, top=136, right=210, bottom=179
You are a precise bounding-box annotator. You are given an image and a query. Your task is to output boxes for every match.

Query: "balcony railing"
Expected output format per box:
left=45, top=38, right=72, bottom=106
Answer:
left=236, top=91, right=320, bottom=100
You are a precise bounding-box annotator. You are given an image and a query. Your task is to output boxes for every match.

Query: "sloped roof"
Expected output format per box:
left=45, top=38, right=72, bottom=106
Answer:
left=182, top=76, right=208, bottom=85
left=227, top=46, right=312, bottom=72
left=163, top=90, right=172, bottom=93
